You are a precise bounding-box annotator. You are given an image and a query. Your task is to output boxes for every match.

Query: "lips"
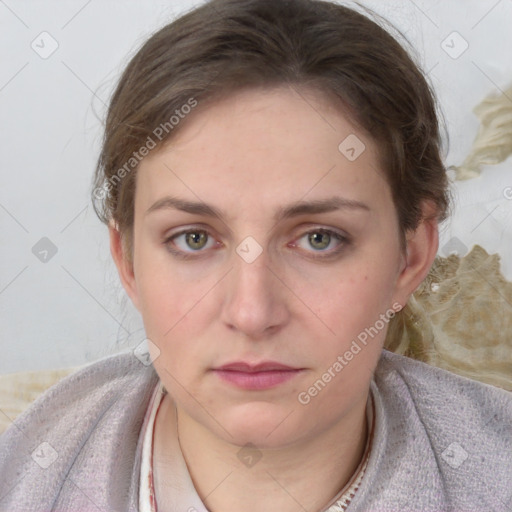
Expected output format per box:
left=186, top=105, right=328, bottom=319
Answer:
left=216, top=361, right=299, bottom=372
left=212, top=361, right=304, bottom=390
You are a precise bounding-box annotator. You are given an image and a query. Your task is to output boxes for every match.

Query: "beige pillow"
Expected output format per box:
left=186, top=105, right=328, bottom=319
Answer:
left=0, top=367, right=80, bottom=436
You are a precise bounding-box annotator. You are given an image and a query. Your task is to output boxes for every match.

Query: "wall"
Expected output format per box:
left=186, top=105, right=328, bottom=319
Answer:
left=1, top=0, right=511, bottom=373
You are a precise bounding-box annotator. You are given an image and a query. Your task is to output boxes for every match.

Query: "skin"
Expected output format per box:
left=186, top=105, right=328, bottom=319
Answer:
left=110, top=86, right=439, bottom=512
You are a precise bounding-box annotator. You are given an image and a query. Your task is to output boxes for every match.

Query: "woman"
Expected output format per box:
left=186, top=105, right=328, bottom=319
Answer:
left=1, top=0, right=511, bottom=510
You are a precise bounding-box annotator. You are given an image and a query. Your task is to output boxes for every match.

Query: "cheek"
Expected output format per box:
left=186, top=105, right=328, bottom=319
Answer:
left=133, top=249, right=220, bottom=375
left=310, top=262, right=398, bottom=352
left=139, top=273, right=209, bottom=386
left=138, top=275, right=207, bottom=341
left=134, top=234, right=202, bottom=324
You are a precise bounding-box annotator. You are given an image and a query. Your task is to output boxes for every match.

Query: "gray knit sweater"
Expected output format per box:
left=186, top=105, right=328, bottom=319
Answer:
left=0, top=349, right=511, bottom=511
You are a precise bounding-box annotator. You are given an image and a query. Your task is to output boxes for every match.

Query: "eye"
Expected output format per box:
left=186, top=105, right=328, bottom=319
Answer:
left=164, top=228, right=218, bottom=257
left=292, top=228, right=349, bottom=257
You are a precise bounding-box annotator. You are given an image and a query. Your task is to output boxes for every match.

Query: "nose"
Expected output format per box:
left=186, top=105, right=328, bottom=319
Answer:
left=220, top=247, right=290, bottom=339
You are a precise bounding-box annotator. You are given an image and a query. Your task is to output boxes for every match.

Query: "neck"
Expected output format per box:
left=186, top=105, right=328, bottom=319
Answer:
left=154, top=392, right=370, bottom=512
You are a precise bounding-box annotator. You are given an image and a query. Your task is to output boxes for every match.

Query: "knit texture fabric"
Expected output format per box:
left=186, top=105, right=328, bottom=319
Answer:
left=0, top=349, right=511, bottom=511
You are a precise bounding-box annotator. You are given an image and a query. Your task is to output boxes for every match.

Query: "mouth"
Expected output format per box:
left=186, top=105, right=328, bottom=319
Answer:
left=216, top=361, right=300, bottom=372
left=212, top=361, right=305, bottom=390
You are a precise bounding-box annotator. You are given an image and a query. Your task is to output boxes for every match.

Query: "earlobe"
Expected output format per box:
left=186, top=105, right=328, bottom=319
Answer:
left=392, top=201, right=439, bottom=307
left=108, top=222, right=140, bottom=311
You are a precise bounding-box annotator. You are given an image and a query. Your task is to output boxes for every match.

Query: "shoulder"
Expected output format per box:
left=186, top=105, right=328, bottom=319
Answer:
left=369, top=350, right=512, bottom=506
left=0, top=350, right=159, bottom=511
left=375, top=349, right=512, bottom=420
left=1, top=350, right=158, bottom=437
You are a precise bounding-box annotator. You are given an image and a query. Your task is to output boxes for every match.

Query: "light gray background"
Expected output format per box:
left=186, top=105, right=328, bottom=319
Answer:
left=1, top=0, right=511, bottom=373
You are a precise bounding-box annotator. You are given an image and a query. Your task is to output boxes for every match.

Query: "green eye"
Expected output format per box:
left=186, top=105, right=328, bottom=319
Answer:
left=165, top=227, right=349, bottom=260
left=308, top=231, right=331, bottom=250
left=294, top=228, right=349, bottom=257
left=184, top=231, right=208, bottom=250
left=165, top=229, right=215, bottom=257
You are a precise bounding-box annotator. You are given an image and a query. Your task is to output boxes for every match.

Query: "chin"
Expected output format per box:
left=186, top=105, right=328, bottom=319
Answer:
left=217, top=404, right=302, bottom=448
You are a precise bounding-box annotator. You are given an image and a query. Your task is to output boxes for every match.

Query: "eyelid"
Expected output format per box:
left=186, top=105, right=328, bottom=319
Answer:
left=290, top=227, right=350, bottom=256
left=163, top=225, right=350, bottom=259
left=163, top=226, right=221, bottom=258
left=163, top=224, right=217, bottom=243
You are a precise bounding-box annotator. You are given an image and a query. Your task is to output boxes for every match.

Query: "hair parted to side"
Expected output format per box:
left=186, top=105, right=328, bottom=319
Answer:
left=92, top=0, right=451, bottom=261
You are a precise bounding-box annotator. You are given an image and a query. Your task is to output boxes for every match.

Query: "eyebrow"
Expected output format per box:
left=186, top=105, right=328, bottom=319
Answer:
left=145, top=196, right=370, bottom=222
left=145, top=195, right=370, bottom=222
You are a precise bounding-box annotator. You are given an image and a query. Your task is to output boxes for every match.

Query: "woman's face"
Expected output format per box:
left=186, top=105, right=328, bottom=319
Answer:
left=114, top=86, right=433, bottom=448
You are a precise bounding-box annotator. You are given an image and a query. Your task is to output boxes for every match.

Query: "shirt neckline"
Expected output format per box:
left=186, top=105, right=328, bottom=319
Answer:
left=140, top=381, right=375, bottom=512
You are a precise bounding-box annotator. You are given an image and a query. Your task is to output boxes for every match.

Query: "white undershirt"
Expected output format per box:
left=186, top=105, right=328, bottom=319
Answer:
left=140, top=380, right=374, bottom=512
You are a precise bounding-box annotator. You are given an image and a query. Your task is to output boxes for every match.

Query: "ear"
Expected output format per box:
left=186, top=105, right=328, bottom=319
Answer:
left=109, top=222, right=141, bottom=311
left=392, top=200, right=439, bottom=308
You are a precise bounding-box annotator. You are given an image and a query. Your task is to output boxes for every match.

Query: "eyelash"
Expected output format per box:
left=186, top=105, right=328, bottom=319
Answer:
left=163, top=227, right=350, bottom=260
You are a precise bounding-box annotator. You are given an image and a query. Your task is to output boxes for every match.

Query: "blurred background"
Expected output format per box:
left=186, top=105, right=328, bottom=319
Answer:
left=1, top=0, right=511, bottom=373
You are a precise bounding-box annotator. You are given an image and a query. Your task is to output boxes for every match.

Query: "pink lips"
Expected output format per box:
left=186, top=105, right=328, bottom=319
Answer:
left=213, top=361, right=304, bottom=390
left=217, top=361, right=297, bottom=372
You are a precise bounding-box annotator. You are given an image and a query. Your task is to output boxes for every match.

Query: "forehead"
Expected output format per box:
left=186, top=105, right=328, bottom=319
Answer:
left=136, top=86, right=391, bottom=219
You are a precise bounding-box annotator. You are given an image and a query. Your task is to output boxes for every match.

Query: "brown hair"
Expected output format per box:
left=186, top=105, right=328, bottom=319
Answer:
left=92, top=0, right=450, bottom=261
